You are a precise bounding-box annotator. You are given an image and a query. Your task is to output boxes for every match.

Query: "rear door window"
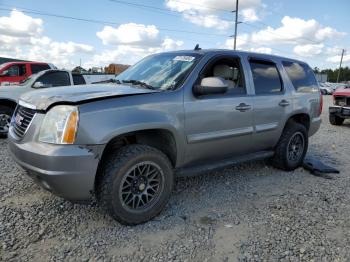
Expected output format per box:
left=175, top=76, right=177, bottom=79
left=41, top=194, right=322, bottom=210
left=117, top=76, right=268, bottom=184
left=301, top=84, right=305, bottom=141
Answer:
left=249, top=60, right=283, bottom=95
left=37, top=71, right=71, bottom=87
left=282, top=61, right=318, bottom=92
left=72, top=74, right=86, bottom=85
left=31, top=64, right=50, bottom=74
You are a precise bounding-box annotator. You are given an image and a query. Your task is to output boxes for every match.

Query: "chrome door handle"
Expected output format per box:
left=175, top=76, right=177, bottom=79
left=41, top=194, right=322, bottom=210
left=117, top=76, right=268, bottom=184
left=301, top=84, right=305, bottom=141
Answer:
left=235, top=103, right=251, bottom=112
left=279, top=100, right=290, bottom=107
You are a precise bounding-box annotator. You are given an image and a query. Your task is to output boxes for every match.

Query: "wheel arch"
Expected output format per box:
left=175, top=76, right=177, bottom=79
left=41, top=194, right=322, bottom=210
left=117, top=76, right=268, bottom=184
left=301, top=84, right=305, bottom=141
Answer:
left=0, top=99, right=17, bottom=110
left=95, top=128, right=178, bottom=189
left=284, top=113, right=310, bottom=131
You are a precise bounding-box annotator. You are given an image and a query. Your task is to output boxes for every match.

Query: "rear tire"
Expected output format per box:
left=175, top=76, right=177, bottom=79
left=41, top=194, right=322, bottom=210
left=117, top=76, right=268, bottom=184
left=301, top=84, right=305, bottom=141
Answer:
left=0, top=105, right=14, bottom=137
left=329, top=114, right=344, bottom=125
left=96, top=144, right=174, bottom=225
left=272, top=121, right=308, bottom=171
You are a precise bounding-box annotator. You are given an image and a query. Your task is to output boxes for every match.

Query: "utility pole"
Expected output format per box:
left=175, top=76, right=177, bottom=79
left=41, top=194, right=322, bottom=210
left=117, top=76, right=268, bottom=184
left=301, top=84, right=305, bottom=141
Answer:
left=336, top=49, right=345, bottom=83
left=233, top=0, right=239, bottom=50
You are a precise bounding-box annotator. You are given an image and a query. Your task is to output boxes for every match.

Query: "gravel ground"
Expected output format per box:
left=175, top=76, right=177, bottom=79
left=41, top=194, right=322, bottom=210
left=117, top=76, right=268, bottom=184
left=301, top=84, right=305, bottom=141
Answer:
left=1, top=96, right=350, bottom=261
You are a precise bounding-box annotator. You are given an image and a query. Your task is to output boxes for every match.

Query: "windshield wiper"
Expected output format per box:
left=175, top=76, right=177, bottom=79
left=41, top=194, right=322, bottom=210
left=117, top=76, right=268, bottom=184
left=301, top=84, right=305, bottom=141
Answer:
left=121, top=79, right=156, bottom=90
left=92, top=79, right=121, bottom=84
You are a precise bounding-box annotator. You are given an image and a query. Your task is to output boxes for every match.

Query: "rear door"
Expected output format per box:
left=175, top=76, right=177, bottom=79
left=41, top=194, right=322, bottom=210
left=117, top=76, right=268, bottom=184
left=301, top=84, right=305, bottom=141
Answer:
left=248, top=58, right=293, bottom=151
left=183, top=54, right=255, bottom=165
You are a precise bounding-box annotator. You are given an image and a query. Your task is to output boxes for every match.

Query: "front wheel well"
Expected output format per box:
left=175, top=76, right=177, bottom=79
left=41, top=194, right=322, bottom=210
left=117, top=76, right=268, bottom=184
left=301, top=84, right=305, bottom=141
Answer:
left=96, top=128, right=177, bottom=181
left=0, top=99, right=17, bottom=110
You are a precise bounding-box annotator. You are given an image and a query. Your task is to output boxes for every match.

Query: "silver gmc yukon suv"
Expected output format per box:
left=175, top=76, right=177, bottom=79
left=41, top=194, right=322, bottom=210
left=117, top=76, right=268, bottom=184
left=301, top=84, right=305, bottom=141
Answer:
left=8, top=50, right=322, bottom=225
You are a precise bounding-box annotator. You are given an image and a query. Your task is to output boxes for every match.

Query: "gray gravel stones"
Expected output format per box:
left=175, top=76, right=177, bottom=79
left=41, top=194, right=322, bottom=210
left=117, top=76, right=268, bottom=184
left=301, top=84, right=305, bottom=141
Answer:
left=1, top=96, right=350, bottom=261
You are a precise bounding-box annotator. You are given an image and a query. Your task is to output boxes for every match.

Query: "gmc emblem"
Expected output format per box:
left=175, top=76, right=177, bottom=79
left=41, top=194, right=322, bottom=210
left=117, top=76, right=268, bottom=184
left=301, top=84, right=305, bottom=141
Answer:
left=15, top=114, right=24, bottom=126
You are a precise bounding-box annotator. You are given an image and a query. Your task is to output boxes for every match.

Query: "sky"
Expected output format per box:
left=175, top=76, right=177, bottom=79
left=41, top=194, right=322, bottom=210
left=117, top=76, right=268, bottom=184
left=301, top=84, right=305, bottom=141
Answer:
left=0, top=0, right=349, bottom=70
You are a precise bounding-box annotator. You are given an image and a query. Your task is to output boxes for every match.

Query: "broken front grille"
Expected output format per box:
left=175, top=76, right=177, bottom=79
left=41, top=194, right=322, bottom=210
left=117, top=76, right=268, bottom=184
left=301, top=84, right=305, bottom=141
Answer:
left=12, top=106, right=36, bottom=139
left=334, top=96, right=350, bottom=106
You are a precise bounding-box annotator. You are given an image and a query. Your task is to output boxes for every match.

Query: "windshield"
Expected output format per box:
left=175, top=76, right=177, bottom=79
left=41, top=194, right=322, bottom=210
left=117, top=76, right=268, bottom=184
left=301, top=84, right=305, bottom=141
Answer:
left=19, top=73, right=37, bottom=85
left=116, top=52, right=202, bottom=90
left=0, top=63, right=9, bottom=71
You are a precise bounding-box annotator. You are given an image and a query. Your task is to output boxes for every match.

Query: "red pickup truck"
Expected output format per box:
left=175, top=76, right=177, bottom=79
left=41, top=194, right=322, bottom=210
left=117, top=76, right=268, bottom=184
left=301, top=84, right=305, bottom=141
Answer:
left=0, top=61, right=55, bottom=86
left=329, top=84, right=350, bottom=125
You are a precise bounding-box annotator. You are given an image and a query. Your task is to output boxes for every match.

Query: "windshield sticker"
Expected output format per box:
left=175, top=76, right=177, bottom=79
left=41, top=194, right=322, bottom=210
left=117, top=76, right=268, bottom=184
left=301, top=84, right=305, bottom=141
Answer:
left=173, top=56, right=195, bottom=62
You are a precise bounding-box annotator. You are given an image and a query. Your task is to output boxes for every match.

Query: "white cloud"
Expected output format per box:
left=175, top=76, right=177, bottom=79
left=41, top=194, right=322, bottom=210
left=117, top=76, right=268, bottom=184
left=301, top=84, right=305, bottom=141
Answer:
left=325, top=46, right=343, bottom=55
left=161, top=37, right=184, bottom=50
left=85, top=37, right=183, bottom=68
left=90, top=21, right=184, bottom=68
left=293, top=44, right=324, bottom=57
left=165, top=0, right=261, bottom=29
left=241, top=8, right=259, bottom=22
left=222, top=34, right=272, bottom=55
left=326, top=53, right=350, bottom=64
left=0, top=10, right=94, bottom=68
left=0, top=10, right=42, bottom=37
left=183, top=12, right=232, bottom=30
left=249, top=47, right=272, bottom=54
left=223, top=34, right=249, bottom=49
left=25, top=39, right=94, bottom=68
left=97, top=23, right=160, bottom=46
left=251, top=16, right=346, bottom=45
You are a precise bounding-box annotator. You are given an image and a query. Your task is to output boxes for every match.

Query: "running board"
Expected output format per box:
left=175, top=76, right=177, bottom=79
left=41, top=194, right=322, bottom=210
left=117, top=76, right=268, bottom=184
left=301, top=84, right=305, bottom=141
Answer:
left=175, top=151, right=274, bottom=177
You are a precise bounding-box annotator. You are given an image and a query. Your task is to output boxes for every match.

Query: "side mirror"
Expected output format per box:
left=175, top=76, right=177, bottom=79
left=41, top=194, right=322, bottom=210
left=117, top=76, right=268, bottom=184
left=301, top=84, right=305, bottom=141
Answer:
left=0, top=70, right=9, bottom=77
left=193, top=77, right=228, bottom=96
left=32, top=81, right=49, bottom=88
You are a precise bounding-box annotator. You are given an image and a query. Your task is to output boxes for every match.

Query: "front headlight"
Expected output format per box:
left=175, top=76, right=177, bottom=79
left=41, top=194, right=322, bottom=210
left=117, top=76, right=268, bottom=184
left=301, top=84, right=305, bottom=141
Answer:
left=39, top=105, right=79, bottom=144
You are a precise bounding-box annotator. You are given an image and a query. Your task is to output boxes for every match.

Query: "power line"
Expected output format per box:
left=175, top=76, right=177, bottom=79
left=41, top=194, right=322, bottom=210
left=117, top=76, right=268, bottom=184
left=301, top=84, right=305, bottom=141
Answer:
left=0, top=6, right=228, bottom=37
left=165, top=0, right=233, bottom=13
left=108, top=0, right=183, bottom=17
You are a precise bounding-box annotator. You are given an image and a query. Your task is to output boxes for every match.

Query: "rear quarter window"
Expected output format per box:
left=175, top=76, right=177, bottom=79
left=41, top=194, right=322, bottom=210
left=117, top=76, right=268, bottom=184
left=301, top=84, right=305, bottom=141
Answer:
left=72, top=74, right=86, bottom=85
left=282, top=61, right=318, bottom=92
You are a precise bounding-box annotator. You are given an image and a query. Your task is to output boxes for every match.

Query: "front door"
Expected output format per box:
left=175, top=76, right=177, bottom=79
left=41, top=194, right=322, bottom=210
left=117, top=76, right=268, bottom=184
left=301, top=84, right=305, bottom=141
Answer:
left=183, top=55, right=255, bottom=166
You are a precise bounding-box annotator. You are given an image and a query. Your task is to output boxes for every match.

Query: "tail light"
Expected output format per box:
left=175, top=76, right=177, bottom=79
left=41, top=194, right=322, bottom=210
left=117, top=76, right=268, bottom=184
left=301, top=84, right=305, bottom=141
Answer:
left=319, top=92, right=323, bottom=116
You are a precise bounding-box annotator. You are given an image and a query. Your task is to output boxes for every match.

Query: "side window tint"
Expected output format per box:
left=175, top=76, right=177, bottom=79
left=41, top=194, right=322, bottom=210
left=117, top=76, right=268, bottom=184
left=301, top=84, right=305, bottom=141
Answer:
left=249, top=60, right=282, bottom=95
left=282, top=61, right=318, bottom=92
left=73, top=74, right=86, bottom=85
left=31, top=64, right=50, bottom=74
left=37, top=72, right=71, bottom=87
left=7, top=65, right=19, bottom=76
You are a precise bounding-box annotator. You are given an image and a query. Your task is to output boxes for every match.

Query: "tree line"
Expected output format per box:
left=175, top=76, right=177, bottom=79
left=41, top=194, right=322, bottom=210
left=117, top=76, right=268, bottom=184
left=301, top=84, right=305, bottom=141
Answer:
left=314, top=66, right=350, bottom=82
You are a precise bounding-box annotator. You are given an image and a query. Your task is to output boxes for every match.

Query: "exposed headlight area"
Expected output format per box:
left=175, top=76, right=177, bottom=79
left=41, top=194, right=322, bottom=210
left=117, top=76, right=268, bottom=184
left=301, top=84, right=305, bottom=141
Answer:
left=39, top=105, right=79, bottom=144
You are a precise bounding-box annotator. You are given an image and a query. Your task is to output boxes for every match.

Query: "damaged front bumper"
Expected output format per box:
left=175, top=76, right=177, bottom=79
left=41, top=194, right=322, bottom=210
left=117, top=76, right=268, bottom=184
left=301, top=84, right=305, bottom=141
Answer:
left=329, top=105, right=350, bottom=118
left=8, top=134, right=104, bottom=201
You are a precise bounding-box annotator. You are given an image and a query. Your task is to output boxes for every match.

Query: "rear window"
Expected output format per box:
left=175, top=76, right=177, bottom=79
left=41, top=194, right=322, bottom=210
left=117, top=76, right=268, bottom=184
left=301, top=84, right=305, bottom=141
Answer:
left=249, top=60, right=283, bottom=95
left=31, top=64, right=50, bottom=74
left=37, top=71, right=71, bottom=87
left=72, top=74, right=86, bottom=85
left=282, top=61, right=318, bottom=92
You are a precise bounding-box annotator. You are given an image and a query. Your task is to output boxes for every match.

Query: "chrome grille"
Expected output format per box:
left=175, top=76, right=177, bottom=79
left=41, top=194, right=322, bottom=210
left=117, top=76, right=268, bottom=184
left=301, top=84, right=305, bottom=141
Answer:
left=12, top=106, right=36, bottom=139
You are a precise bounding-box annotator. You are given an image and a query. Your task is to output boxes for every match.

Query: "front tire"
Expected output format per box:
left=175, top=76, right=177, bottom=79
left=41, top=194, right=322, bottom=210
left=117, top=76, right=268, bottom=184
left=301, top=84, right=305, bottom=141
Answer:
left=96, top=144, right=174, bottom=225
left=0, top=105, right=14, bottom=137
left=272, top=121, right=308, bottom=171
left=329, top=114, right=344, bottom=125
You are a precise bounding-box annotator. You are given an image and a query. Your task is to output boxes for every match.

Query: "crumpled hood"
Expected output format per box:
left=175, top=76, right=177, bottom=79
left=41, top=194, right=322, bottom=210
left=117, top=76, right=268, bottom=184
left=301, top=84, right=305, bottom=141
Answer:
left=333, top=86, right=350, bottom=97
left=19, top=83, right=159, bottom=110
